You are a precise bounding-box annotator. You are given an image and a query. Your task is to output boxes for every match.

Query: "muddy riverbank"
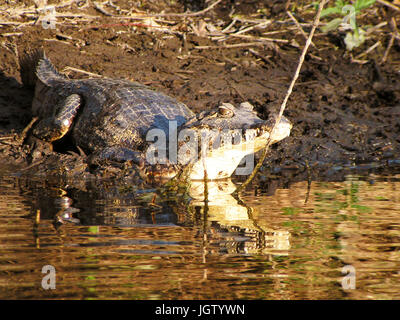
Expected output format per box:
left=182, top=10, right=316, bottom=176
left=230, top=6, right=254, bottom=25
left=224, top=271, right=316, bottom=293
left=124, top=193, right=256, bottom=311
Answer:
left=1, top=0, right=400, bottom=186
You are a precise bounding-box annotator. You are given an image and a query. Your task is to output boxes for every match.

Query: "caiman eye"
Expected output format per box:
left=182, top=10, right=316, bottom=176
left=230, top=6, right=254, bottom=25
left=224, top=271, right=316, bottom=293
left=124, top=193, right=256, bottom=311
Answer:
left=218, top=106, right=234, bottom=118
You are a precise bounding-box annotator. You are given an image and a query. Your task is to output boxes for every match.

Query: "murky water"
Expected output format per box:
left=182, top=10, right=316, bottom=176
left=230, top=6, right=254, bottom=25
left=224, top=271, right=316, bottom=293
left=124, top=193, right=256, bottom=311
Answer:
left=0, top=169, right=399, bottom=300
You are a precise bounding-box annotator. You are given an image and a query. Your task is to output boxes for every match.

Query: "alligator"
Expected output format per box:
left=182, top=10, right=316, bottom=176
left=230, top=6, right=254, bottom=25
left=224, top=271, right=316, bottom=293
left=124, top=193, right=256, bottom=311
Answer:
left=19, top=49, right=292, bottom=180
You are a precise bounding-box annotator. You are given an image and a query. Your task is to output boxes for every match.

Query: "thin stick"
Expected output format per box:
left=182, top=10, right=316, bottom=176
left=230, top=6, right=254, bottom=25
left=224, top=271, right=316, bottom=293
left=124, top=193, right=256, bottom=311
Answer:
left=286, top=11, right=316, bottom=49
left=216, top=33, right=290, bottom=43
left=81, top=21, right=172, bottom=31
left=382, top=34, right=394, bottom=64
left=18, top=116, right=38, bottom=144
left=145, top=0, right=223, bottom=17
left=63, top=66, right=105, bottom=78
left=0, top=21, right=23, bottom=25
left=221, top=18, right=237, bottom=33
left=248, top=48, right=274, bottom=65
left=355, top=40, right=381, bottom=59
left=233, top=20, right=271, bottom=36
left=389, top=16, right=400, bottom=47
left=118, top=0, right=223, bottom=19
left=377, top=0, right=400, bottom=12
left=195, top=39, right=288, bottom=49
left=235, top=0, right=328, bottom=194
left=0, top=32, right=23, bottom=37
left=93, top=1, right=115, bottom=16
left=304, top=160, right=312, bottom=204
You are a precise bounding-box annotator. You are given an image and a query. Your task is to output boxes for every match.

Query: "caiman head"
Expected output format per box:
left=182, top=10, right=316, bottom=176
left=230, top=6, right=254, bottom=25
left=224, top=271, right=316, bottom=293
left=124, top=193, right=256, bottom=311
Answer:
left=162, top=101, right=292, bottom=180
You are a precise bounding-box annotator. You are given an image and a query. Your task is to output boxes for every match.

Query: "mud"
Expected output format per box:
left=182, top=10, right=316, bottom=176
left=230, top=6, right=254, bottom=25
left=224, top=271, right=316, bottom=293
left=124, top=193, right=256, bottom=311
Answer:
left=1, top=0, right=400, bottom=187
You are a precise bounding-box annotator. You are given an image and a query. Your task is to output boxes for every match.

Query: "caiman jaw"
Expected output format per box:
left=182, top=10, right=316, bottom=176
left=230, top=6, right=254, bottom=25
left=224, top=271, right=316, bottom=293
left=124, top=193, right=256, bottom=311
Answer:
left=142, top=102, right=292, bottom=181
left=188, top=116, right=292, bottom=180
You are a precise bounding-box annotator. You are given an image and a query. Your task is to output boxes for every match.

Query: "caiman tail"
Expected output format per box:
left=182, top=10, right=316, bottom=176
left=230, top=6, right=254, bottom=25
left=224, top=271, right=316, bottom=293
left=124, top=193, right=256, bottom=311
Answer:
left=19, top=48, right=66, bottom=88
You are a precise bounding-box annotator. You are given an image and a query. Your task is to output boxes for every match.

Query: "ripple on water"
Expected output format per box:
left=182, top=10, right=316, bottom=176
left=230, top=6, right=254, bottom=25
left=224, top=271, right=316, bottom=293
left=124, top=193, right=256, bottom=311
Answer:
left=0, top=172, right=400, bottom=299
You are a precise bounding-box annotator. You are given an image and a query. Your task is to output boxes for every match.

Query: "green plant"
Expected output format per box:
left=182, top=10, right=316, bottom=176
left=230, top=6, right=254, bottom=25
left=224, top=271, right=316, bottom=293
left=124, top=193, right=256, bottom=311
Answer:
left=319, top=0, right=376, bottom=50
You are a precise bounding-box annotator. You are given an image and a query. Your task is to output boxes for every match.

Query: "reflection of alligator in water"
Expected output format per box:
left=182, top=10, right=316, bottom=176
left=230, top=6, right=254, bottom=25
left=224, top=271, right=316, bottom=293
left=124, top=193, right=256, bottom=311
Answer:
left=20, top=50, right=291, bottom=180
left=29, top=179, right=290, bottom=255
left=188, top=180, right=290, bottom=255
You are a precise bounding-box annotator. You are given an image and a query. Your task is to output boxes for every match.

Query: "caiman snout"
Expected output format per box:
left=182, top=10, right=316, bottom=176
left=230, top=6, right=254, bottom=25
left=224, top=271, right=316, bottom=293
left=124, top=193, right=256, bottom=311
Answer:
left=183, top=102, right=292, bottom=180
left=266, top=114, right=292, bottom=144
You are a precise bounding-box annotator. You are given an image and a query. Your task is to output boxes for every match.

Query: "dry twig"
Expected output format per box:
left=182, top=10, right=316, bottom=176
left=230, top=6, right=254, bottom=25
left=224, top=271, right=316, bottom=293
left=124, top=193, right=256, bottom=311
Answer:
left=235, top=0, right=328, bottom=193
left=388, top=16, right=400, bottom=46
left=377, top=0, right=400, bottom=12
left=63, top=66, right=105, bottom=78
left=18, top=117, right=38, bottom=144
left=93, top=1, right=115, bottom=16
left=355, top=41, right=381, bottom=59
left=195, top=38, right=289, bottom=49
left=248, top=48, right=275, bottom=66
left=144, top=0, right=223, bottom=18
left=286, top=11, right=316, bottom=49
left=381, top=34, right=394, bottom=63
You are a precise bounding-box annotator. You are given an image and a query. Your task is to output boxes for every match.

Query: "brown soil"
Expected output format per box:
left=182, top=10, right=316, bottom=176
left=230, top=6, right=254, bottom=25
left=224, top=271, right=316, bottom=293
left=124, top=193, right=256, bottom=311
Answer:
left=1, top=0, right=400, bottom=185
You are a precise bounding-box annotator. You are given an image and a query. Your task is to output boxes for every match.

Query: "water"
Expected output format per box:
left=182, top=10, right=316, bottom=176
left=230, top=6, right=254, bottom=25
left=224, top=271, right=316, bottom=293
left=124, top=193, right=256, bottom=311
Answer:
left=0, top=169, right=399, bottom=300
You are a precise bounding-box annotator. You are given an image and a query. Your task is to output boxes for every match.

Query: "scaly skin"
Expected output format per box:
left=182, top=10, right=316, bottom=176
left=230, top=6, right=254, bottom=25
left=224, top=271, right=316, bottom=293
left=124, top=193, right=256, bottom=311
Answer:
left=30, top=55, right=194, bottom=159
left=21, top=50, right=292, bottom=180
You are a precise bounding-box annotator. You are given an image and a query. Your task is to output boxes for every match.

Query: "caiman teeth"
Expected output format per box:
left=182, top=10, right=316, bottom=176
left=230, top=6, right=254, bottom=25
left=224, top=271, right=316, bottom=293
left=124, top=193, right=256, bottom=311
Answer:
left=244, top=128, right=258, bottom=141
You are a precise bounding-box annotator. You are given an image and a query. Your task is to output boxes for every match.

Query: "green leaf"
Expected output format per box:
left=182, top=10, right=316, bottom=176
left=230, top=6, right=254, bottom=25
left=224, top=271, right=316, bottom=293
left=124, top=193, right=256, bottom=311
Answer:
left=321, top=17, right=343, bottom=32
left=321, top=6, right=343, bottom=17
left=281, top=207, right=300, bottom=215
left=336, top=0, right=346, bottom=7
left=321, top=0, right=351, bottom=17
left=351, top=204, right=372, bottom=213
left=88, top=226, right=99, bottom=234
left=355, top=0, right=376, bottom=11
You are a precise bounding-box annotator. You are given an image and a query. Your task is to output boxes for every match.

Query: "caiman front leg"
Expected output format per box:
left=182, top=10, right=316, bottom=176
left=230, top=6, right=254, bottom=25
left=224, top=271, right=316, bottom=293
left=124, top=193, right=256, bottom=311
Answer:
left=92, top=146, right=144, bottom=163
left=89, top=146, right=178, bottom=180
left=33, top=94, right=81, bottom=142
left=89, top=146, right=148, bottom=176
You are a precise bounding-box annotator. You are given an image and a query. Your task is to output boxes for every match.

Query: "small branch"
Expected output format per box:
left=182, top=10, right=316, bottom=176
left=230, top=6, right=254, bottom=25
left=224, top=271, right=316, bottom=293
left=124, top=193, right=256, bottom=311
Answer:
left=233, top=20, right=271, bottom=36
left=128, top=0, right=223, bottom=18
left=215, top=33, right=290, bottom=43
left=81, top=21, right=172, bottom=32
left=195, top=39, right=288, bottom=49
left=286, top=11, right=317, bottom=49
left=381, top=34, right=394, bottom=64
left=248, top=48, right=275, bottom=66
left=235, top=0, right=328, bottom=193
left=17, top=117, right=38, bottom=144
left=355, top=40, right=381, bottom=59
left=381, top=16, right=398, bottom=64
left=93, top=1, right=115, bottom=16
left=388, top=16, right=400, bottom=47
left=63, top=66, right=105, bottom=78
left=377, top=0, right=400, bottom=12
left=0, top=32, right=23, bottom=37
left=0, top=21, right=23, bottom=25
left=161, top=0, right=223, bottom=17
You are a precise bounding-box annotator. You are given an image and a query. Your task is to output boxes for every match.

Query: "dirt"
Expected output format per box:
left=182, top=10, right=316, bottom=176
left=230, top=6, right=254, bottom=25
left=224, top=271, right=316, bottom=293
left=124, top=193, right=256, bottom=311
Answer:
left=1, top=0, right=400, bottom=187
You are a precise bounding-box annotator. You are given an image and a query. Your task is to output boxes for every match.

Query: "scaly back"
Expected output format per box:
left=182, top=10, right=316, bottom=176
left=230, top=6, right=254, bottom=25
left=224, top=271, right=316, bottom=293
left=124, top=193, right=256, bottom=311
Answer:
left=19, top=48, right=66, bottom=88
